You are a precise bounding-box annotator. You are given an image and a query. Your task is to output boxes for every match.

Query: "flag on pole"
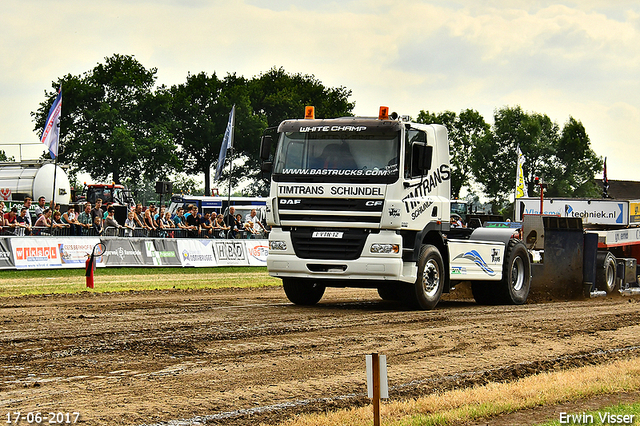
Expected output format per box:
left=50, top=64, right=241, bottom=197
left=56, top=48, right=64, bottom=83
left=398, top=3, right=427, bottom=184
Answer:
left=41, top=86, right=62, bottom=159
left=215, top=105, right=235, bottom=182
left=515, top=145, right=528, bottom=198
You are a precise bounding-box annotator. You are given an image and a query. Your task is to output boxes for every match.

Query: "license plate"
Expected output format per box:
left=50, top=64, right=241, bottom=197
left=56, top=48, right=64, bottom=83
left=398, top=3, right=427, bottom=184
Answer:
left=312, top=232, right=344, bottom=239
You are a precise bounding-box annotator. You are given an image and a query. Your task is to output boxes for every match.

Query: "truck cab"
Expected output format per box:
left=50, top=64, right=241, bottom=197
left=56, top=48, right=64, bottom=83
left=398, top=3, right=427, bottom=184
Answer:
left=261, top=107, right=530, bottom=309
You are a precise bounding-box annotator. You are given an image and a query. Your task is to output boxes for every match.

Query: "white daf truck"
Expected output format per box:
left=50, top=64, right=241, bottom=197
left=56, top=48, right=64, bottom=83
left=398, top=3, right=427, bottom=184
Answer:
left=259, top=107, right=531, bottom=310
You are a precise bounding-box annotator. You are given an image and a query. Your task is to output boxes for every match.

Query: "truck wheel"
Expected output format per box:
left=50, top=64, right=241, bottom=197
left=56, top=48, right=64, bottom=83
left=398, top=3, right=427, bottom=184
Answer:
left=497, top=240, right=531, bottom=304
left=596, top=252, right=617, bottom=293
left=282, top=279, right=325, bottom=305
left=405, top=245, right=444, bottom=310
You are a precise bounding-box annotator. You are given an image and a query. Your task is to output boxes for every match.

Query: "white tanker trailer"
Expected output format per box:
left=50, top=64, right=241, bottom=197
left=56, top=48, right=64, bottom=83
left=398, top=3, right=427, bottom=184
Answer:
left=0, top=161, right=71, bottom=205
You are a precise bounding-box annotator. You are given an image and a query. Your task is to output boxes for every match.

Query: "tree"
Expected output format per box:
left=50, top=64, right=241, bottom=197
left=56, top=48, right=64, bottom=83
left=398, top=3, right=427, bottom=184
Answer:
left=471, top=106, right=602, bottom=206
left=170, top=67, right=355, bottom=197
left=249, top=67, right=355, bottom=128
left=546, top=117, right=602, bottom=197
left=169, top=72, right=266, bottom=196
left=416, top=109, right=489, bottom=199
left=243, top=67, right=355, bottom=196
left=32, top=54, right=181, bottom=184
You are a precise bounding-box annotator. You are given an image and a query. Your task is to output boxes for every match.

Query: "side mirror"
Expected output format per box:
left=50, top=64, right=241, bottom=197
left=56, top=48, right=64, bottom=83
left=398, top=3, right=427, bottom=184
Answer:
left=261, top=161, right=272, bottom=180
left=260, top=135, right=272, bottom=161
left=411, top=143, right=433, bottom=177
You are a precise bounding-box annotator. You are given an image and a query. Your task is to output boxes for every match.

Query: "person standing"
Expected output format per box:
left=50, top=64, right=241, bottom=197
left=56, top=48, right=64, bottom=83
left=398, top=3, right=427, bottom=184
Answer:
left=104, top=207, right=120, bottom=236
left=224, top=207, right=237, bottom=238
left=77, top=203, right=93, bottom=235
left=22, top=197, right=33, bottom=232
left=15, top=207, right=31, bottom=236
left=91, top=199, right=104, bottom=226
left=34, top=196, right=46, bottom=218
left=244, top=209, right=266, bottom=237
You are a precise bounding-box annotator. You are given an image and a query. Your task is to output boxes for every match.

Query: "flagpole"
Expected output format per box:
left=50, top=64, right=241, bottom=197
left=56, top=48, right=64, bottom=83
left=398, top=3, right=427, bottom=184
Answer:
left=226, top=105, right=235, bottom=213
left=49, top=156, right=58, bottom=235
left=227, top=146, right=232, bottom=209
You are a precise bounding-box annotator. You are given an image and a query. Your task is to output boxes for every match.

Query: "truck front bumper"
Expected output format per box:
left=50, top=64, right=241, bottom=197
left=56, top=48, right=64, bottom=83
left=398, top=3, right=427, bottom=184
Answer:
left=267, top=228, right=415, bottom=283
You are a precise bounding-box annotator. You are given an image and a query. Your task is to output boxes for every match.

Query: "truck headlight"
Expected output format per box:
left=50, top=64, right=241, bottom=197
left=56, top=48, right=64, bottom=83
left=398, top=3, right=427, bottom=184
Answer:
left=269, top=241, right=287, bottom=251
left=370, top=243, right=399, bottom=254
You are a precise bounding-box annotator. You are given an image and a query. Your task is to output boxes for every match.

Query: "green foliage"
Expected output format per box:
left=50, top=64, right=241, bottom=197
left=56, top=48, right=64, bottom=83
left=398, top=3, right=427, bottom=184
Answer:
left=249, top=67, right=355, bottom=127
left=33, top=57, right=599, bottom=204
left=0, top=150, right=15, bottom=162
left=32, top=54, right=181, bottom=184
left=416, top=109, right=490, bottom=198
left=470, top=106, right=602, bottom=205
left=171, top=175, right=204, bottom=195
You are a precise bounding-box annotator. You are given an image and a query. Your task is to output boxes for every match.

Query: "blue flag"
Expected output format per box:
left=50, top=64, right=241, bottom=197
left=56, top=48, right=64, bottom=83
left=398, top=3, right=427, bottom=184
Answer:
left=41, top=87, right=62, bottom=159
left=215, top=105, right=235, bottom=181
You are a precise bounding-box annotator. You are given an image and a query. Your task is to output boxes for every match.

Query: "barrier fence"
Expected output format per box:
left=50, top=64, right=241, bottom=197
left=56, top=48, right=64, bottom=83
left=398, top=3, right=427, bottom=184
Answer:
left=0, top=237, right=269, bottom=270
left=0, top=226, right=267, bottom=239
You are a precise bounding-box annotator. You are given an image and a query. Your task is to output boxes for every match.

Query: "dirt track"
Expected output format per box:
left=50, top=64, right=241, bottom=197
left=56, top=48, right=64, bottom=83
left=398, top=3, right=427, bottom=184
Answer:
left=1, top=286, right=640, bottom=425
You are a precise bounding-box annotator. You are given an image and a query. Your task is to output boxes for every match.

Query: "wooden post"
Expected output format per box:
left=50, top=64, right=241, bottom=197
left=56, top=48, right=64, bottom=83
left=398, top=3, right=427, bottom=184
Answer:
left=372, top=352, right=380, bottom=426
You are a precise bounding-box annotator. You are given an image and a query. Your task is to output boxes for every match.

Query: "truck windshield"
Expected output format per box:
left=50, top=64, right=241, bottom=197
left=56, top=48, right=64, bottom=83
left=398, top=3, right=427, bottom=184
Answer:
left=272, top=130, right=400, bottom=183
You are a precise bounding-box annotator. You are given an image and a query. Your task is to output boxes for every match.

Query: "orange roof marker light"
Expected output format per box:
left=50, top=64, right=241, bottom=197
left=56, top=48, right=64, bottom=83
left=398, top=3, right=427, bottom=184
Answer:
left=304, top=106, right=315, bottom=119
left=379, top=106, right=389, bottom=120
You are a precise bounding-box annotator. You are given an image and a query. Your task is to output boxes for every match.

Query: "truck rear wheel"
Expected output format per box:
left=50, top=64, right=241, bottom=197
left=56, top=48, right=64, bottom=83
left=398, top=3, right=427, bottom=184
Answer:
left=596, top=252, right=617, bottom=293
left=404, top=245, right=444, bottom=310
left=497, top=240, right=531, bottom=304
left=282, top=279, right=325, bottom=305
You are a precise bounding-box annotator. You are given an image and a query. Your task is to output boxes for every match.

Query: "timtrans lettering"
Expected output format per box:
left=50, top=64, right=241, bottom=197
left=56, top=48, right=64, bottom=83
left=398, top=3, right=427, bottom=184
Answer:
left=279, top=185, right=324, bottom=195
left=401, top=164, right=451, bottom=213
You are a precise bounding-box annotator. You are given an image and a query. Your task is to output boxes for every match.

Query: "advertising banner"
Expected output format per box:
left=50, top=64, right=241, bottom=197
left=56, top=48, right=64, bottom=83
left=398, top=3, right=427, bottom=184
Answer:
left=143, top=240, right=181, bottom=266
left=177, top=239, right=216, bottom=267
left=630, top=201, right=640, bottom=225
left=0, top=238, right=14, bottom=269
left=516, top=198, right=628, bottom=226
left=0, top=237, right=269, bottom=270
left=11, top=237, right=61, bottom=269
left=102, top=239, right=147, bottom=267
left=59, top=238, right=102, bottom=268
left=213, top=240, right=249, bottom=266
left=246, top=240, right=269, bottom=266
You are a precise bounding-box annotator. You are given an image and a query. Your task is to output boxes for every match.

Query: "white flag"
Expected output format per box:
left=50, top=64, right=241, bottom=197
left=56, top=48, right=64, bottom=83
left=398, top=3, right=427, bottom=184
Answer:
left=41, top=87, right=62, bottom=159
left=215, top=105, right=235, bottom=182
left=516, top=146, right=528, bottom=198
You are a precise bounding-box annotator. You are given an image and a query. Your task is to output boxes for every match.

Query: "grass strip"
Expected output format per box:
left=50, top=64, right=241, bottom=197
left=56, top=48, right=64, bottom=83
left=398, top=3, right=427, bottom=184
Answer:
left=537, top=402, right=640, bottom=425
left=268, top=357, right=640, bottom=426
left=0, top=267, right=281, bottom=297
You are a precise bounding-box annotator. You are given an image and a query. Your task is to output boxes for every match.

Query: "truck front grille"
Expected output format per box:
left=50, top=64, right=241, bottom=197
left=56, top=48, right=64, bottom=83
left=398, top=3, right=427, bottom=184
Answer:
left=290, top=228, right=370, bottom=260
left=278, top=198, right=383, bottom=228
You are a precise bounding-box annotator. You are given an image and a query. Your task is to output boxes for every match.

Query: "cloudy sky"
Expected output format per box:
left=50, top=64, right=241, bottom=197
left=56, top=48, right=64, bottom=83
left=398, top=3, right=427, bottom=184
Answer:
left=1, top=0, right=639, bottom=183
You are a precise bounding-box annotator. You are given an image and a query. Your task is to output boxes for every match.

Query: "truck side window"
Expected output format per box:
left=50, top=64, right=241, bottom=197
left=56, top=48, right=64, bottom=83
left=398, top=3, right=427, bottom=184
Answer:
left=405, top=129, right=428, bottom=178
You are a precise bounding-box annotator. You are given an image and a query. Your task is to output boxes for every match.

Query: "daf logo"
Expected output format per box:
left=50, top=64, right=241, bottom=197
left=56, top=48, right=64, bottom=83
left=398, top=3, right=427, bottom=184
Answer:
left=280, top=199, right=302, bottom=205
left=365, top=201, right=383, bottom=207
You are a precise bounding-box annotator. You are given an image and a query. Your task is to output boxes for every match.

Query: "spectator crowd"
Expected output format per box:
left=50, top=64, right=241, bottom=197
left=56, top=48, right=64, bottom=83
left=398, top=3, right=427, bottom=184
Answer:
left=0, top=198, right=268, bottom=239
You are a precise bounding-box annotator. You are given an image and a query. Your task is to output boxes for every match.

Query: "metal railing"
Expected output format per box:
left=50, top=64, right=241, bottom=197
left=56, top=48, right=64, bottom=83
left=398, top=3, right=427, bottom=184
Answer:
left=0, top=225, right=268, bottom=239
